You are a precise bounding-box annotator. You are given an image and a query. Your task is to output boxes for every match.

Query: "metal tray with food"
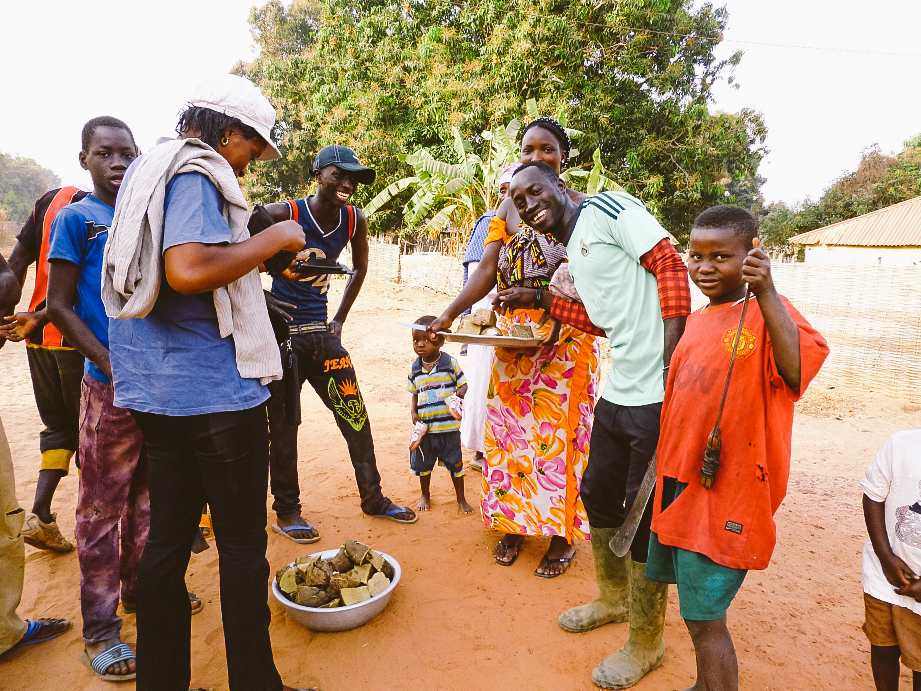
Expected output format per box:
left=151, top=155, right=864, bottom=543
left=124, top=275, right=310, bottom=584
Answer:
left=437, top=332, right=544, bottom=347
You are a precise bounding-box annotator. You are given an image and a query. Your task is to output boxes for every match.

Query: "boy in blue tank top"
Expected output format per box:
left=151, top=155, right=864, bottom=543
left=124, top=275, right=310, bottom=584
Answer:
left=263, top=145, right=417, bottom=541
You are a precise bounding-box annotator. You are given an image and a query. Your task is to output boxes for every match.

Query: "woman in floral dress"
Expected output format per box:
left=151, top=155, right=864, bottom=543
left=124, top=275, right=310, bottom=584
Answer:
left=430, top=118, right=599, bottom=577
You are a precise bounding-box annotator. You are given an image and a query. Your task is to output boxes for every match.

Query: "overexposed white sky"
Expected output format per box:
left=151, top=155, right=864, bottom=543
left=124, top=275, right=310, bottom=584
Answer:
left=1, top=0, right=918, bottom=206
left=710, top=0, right=921, bottom=204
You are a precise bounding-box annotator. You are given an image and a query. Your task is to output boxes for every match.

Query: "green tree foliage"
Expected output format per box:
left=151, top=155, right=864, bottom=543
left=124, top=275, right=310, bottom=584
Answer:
left=724, top=172, right=765, bottom=216
left=363, top=113, right=622, bottom=242
left=0, top=153, right=61, bottom=223
left=758, top=137, right=921, bottom=252
left=237, top=0, right=766, bottom=244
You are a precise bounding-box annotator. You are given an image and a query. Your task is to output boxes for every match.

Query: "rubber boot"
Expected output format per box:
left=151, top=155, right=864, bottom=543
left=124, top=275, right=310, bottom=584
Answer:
left=558, top=527, right=629, bottom=632
left=591, top=560, right=668, bottom=689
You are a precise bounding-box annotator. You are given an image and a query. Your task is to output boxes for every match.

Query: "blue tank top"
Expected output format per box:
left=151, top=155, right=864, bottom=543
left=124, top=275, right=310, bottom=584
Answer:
left=270, top=196, right=356, bottom=324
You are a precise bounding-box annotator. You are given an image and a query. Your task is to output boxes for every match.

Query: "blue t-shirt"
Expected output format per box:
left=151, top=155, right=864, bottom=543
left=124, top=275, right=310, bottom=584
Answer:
left=269, top=197, right=355, bottom=325
left=108, top=172, right=269, bottom=415
left=48, top=194, right=122, bottom=383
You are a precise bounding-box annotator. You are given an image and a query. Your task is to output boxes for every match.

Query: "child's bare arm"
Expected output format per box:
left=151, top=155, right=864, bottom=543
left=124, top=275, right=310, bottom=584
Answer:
left=47, top=260, right=112, bottom=380
left=410, top=393, right=420, bottom=424
left=742, top=244, right=800, bottom=389
left=456, top=383, right=468, bottom=398
left=863, top=494, right=918, bottom=588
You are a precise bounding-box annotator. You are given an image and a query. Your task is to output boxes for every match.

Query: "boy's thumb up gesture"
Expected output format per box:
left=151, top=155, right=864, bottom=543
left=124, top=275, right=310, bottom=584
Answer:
left=741, top=238, right=775, bottom=297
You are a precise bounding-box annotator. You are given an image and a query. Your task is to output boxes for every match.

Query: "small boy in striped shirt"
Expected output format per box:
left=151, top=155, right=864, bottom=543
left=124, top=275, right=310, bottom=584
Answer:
left=408, top=316, right=472, bottom=513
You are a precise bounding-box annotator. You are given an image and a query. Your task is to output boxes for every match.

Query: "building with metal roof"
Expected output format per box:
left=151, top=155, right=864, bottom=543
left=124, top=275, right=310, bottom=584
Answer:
left=789, top=196, right=921, bottom=265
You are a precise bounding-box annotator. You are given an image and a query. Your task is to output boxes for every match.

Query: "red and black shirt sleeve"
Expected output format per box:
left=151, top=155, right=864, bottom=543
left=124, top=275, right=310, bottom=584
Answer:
left=549, top=297, right=606, bottom=337
left=638, top=238, right=691, bottom=320
left=550, top=238, right=690, bottom=335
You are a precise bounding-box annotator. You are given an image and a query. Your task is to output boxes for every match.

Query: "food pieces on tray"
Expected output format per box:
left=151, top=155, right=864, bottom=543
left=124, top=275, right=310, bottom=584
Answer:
left=340, top=586, right=372, bottom=606
left=277, top=540, right=393, bottom=609
left=298, top=559, right=332, bottom=587
left=456, top=310, right=498, bottom=335
left=469, top=309, right=497, bottom=327
left=296, top=586, right=331, bottom=608
left=453, top=309, right=535, bottom=340
left=329, top=548, right=352, bottom=573
left=278, top=567, right=298, bottom=594
left=509, top=324, right=534, bottom=339
left=368, top=572, right=390, bottom=597
left=344, top=540, right=371, bottom=565
left=455, top=319, right=481, bottom=335
left=350, top=564, right=373, bottom=585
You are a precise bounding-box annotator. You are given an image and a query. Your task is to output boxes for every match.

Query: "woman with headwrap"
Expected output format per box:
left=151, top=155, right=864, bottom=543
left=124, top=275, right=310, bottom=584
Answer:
left=430, top=118, right=599, bottom=578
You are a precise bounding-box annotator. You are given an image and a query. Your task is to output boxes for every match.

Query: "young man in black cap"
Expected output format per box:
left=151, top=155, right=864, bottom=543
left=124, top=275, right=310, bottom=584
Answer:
left=264, top=145, right=417, bottom=541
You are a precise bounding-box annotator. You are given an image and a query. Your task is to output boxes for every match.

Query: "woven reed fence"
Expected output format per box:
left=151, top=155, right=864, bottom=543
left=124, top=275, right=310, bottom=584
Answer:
left=349, top=240, right=921, bottom=401
left=341, top=239, right=466, bottom=296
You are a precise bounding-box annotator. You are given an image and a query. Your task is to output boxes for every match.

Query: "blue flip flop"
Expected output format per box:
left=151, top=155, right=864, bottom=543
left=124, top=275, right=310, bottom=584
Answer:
left=372, top=505, right=418, bottom=524
left=271, top=522, right=321, bottom=544
left=11, top=618, right=71, bottom=650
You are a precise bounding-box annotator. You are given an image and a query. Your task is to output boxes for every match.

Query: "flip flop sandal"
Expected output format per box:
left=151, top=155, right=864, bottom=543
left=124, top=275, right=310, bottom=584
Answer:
left=372, top=505, right=418, bottom=524
left=534, top=554, right=574, bottom=579
left=81, top=642, right=137, bottom=682
left=12, top=618, right=71, bottom=649
left=494, top=540, right=520, bottom=566
left=189, top=590, right=204, bottom=616
left=271, top=522, right=321, bottom=544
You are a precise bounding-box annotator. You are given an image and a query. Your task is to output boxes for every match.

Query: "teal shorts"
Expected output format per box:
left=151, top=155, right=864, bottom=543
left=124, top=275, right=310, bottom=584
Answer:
left=645, top=479, right=747, bottom=621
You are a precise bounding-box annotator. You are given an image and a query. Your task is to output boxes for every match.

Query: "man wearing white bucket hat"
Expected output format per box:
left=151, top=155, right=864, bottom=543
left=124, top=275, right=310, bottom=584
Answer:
left=104, top=73, right=317, bottom=691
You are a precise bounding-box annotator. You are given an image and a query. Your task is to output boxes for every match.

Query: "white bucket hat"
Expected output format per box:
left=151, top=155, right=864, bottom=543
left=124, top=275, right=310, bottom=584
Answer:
left=187, top=73, right=282, bottom=161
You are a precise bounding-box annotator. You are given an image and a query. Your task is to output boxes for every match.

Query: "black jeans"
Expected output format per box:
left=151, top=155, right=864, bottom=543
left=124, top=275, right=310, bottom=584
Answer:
left=267, top=330, right=390, bottom=516
left=27, top=345, right=84, bottom=454
left=581, top=398, right=662, bottom=563
left=132, top=404, right=282, bottom=691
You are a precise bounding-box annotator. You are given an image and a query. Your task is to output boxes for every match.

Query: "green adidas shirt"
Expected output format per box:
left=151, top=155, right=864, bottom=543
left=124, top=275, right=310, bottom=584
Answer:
left=566, top=191, right=668, bottom=406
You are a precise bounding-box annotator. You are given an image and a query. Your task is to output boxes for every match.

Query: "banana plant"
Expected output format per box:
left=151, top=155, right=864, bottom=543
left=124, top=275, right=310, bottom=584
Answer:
left=363, top=120, right=522, bottom=236
left=563, top=148, right=624, bottom=195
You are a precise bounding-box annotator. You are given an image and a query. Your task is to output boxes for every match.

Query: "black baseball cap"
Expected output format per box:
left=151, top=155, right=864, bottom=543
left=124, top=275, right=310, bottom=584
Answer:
left=313, top=144, right=376, bottom=185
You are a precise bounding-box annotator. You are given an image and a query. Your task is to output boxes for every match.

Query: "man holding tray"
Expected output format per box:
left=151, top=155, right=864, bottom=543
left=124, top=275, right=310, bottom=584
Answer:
left=263, top=145, right=418, bottom=540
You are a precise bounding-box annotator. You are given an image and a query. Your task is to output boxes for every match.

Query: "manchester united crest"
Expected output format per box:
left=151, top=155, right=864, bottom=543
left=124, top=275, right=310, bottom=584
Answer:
left=722, top=326, right=757, bottom=359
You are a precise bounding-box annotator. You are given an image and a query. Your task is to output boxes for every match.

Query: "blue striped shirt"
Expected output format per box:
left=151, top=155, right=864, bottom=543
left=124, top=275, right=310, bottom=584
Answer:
left=407, top=352, right=466, bottom=433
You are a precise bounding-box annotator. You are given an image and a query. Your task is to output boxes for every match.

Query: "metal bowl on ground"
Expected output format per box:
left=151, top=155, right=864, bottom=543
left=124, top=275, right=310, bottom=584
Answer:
left=271, top=549, right=401, bottom=632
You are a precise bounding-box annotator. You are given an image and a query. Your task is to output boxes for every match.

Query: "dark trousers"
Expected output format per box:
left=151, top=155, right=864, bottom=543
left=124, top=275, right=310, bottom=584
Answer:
left=580, top=398, right=662, bottom=563
left=27, top=345, right=84, bottom=454
left=132, top=404, right=282, bottom=691
left=267, top=330, right=389, bottom=516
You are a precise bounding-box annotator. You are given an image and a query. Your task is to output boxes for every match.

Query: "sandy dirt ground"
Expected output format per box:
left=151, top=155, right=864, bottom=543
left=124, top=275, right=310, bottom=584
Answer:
left=1, top=267, right=919, bottom=691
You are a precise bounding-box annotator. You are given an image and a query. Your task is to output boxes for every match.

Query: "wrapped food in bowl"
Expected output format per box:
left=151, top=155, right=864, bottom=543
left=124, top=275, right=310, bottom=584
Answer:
left=272, top=545, right=401, bottom=632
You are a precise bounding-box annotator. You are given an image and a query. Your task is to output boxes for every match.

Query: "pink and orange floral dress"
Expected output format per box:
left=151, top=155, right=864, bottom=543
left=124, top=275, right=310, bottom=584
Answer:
left=481, top=219, right=599, bottom=541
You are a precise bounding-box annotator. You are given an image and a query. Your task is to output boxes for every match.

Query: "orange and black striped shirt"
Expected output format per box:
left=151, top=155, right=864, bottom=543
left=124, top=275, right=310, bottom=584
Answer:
left=15, top=186, right=87, bottom=347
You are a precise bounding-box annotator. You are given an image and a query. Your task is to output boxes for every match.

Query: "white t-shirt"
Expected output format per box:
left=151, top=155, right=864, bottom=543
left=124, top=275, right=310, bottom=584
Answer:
left=861, top=429, right=921, bottom=616
left=566, top=191, right=668, bottom=406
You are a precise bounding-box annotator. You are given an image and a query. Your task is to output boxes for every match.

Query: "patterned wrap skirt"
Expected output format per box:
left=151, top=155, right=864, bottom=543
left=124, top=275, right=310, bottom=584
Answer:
left=481, top=308, right=599, bottom=541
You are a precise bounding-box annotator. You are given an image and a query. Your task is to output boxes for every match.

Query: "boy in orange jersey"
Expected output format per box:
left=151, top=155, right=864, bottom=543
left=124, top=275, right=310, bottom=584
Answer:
left=647, top=205, right=829, bottom=691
